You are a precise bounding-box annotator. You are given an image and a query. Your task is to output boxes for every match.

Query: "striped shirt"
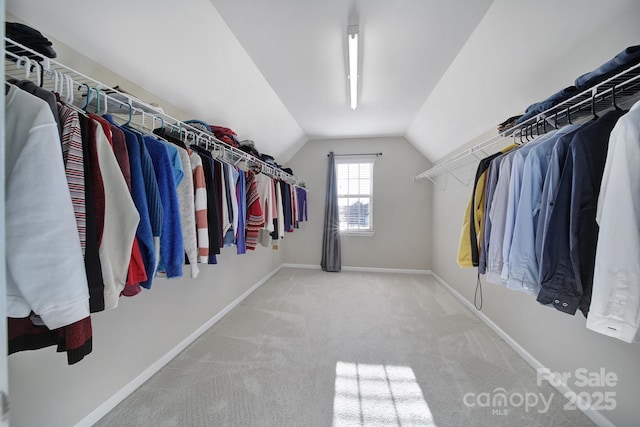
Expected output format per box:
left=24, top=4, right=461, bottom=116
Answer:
left=58, top=103, right=86, bottom=254
left=190, top=150, right=209, bottom=262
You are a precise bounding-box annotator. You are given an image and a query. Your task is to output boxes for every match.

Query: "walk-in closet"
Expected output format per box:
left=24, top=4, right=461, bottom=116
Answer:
left=3, top=1, right=640, bottom=426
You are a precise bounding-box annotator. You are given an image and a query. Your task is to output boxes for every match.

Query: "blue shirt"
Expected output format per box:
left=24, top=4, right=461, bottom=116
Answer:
left=500, top=133, right=553, bottom=281
left=105, top=117, right=157, bottom=290
left=162, top=141, right=184, bottom=187
left=537, top=110, right=625, bottom=315
left=506, top=124, right=579, bottom=294
left=144, top=136, right=184, bottom=278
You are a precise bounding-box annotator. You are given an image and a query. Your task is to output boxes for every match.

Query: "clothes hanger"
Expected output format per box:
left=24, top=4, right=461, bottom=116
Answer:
left=139, top=110, right=148, bottom=131
left=79, top=83, right=91, bottom=110
left=152, top=115, right=165, bottom=131
left=591, top=88, right=599, bottom=119
left=66, top=74, right=74, bottom=104
left=611, top=85, right=623, bottom=111
left=16, top=56, right=30, bottom=79
left=93, top=87, right=101, bottom=114
left=122, top=102, right=133, bottom=126
left=37, top=62, right=44, bottom=87
left=51, top=69, right=59, bottom=93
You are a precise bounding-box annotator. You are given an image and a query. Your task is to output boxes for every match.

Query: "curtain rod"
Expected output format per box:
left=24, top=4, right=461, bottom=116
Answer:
left=327, top=152, right=383, bottom=157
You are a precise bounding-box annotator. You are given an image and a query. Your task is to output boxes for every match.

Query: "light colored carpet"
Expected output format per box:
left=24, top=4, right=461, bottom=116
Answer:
left=95, top=268, right=595, bottom=427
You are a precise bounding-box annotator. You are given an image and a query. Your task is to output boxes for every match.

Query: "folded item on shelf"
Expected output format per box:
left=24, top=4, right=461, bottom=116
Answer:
left=239, top=139, right=261, bottom=158
left=6, top=22, right=57, bottom=60
left=497, top=115, right=523, bottom=132
left=575, top=45, right=640, bottom=89
left=210, top=125, right=239, bottom=147
left=516, top=86, right=578, bottom=125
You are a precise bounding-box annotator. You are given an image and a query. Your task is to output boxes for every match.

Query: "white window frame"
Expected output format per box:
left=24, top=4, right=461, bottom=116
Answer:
left=335, top=157, right=375, bottom=236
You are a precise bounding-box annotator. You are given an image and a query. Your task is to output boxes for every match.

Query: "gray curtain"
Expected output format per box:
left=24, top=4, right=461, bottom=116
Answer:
left=321, top=152, right=341, bottom=272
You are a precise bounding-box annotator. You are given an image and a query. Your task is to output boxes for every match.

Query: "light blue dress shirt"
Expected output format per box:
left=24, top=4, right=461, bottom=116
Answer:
left=507, top=124, right=581, bottom=294
left=500, top=132, right=556, bottom=281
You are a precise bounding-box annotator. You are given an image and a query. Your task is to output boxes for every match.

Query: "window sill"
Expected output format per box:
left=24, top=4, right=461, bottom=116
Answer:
left=341, top=231, right=375, bottom=237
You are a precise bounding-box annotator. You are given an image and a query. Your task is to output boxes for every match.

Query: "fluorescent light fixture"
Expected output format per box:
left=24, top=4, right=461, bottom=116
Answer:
left=348, top=25, right=359, bottom=110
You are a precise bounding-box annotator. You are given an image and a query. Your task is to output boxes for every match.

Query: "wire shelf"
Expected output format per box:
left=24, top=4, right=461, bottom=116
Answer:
left=414, top=61, right=640, bottom=183
left=4, top=37, right=304, bottom=187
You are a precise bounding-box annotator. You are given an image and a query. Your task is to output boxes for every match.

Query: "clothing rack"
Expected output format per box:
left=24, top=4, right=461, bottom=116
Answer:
left=4, top=37, right=305, bottom=188
left=413, top=61, right=640, bottom=184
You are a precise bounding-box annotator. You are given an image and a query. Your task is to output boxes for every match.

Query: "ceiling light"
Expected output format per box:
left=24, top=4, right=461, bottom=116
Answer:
left=348, top=25, right=359, bottom=110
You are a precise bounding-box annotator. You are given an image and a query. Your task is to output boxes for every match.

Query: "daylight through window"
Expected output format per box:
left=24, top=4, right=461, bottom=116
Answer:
left=336, top=159, right=374, bottom=233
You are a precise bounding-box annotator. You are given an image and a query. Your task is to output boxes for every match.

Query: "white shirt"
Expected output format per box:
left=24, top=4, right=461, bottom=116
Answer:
left=5, top=85, right=89, bottom=329
left=94, top=121, right=139, bottom=310
left=587, top=101, right=640, bottom=343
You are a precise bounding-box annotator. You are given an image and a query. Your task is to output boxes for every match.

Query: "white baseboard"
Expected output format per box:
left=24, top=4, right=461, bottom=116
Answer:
left=74, top=265, right=283, bottom=427
left=342, top=266, right=431, bottom=275
left=281, top=263, right=321, bottom=270
left=429, top=271, right=614, bottom=427
left=281, top=263, right=430, bottom=275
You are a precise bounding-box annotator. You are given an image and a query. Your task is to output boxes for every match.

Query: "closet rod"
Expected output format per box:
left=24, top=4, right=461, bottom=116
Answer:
left=327, top=152, right=383, bottom=157
left=4, top=37, right=305, bottom=188
left=414, top=61, right=640, bottom=183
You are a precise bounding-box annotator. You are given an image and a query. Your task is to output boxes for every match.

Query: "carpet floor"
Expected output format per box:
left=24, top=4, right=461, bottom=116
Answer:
left=95, top=268, right=595, bottom=427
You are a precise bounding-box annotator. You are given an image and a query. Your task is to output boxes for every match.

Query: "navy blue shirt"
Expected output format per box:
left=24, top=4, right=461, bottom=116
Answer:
left=537, top=110, right=625, bottom=316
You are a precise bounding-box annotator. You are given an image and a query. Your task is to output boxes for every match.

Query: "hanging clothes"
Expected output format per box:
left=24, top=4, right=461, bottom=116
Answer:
left=457, top=149, right=509, bottom=268
left=587, top=100, right=640, bottom=342
left=104, top=115, right=156, bottom=294
left=4, top=50, right=308, bottom=365
left=91, top=116, right=140, bottom=309
left=191, top=145, right=222, bottom=263
left=255, top=173, right=274, bottom=247
left=236, top=170, right=247, bottom=254
left=91, top=114, right=147, bottom=296
left=143, top=135, right=184, bottom=278
left=6, top=84, right=92, bottom=364
left=479, top=151, right=511, bottom=274
left=174, top=145, right=200, bottom=278
left=506, top=124, right=581, bottom=295
left=5, top=84, right=90, bottom=329
left=537, top=110, right=625, bottom=316
left=282, top=180, right=293, bottom=233
left=78, top=113, right=106, bottom=311
left=133, top=131, right=164, bottom=287
left=485, top=148, right=520, bottom=285
left=271, top=179, right=284, bottom=249
left=190, top=151, right=209, bottom=263
left=500, top=135, right=553, bottom=281
left=245, top=169, right=264, bottom=250
left=58, top=102, right=86, bottom=255
left=296, top=187, right=308, bottom=223
left=227, top=164, right=240, bottom=246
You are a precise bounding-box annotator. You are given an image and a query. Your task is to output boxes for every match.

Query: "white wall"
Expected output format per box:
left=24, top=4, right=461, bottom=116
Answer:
left=4, top=15, right=290, bottom=427
left=430, top=177, right=640, bottom=427
left=427, top=29, right=640, bottom=425
left=284, top=137, right=432, bottom=270
left=8, top=249, right=283, bottom=427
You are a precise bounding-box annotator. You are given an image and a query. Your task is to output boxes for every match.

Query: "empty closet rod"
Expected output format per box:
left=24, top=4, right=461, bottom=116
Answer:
left=328, top=152, right=383, bottom=157
left=414, top=61, right=640, bottom=183
left=4, top=37, right=305, bottom=188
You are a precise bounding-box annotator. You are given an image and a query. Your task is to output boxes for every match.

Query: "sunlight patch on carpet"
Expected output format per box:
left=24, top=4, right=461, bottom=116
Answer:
left=333, top=361, right=436, bottom=426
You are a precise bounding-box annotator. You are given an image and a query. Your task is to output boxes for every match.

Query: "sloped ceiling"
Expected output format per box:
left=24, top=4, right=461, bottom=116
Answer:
left=6, top=0, right=640, bottom=164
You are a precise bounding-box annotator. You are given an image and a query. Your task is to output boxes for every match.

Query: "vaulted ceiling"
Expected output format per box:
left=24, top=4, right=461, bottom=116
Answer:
left=6, top=0, right=640, bottom=164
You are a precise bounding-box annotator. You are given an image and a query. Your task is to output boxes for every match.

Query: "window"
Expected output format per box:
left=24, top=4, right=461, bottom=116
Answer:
left=336, top=159, right=374, bottom=234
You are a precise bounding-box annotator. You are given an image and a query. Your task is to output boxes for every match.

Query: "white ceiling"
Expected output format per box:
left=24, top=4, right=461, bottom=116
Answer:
left=6, top=0, right=640, bottom=164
